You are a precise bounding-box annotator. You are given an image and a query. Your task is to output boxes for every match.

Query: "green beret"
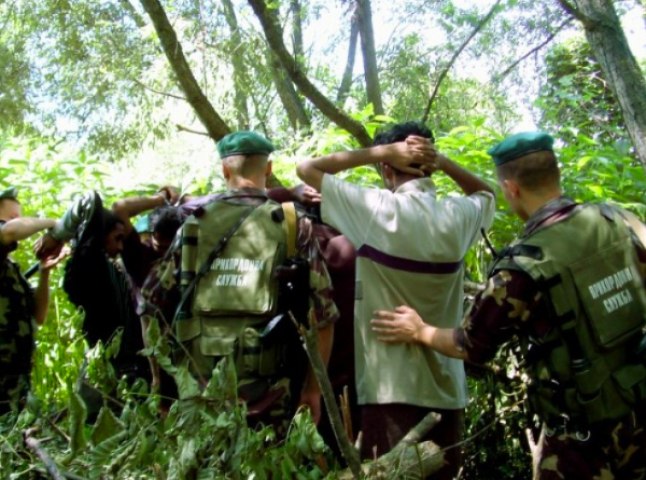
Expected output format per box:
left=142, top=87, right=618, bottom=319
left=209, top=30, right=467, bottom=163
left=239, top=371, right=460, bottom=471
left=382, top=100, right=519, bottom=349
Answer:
left=0, top=187, right=18, bottom=202
left=488, top=132, right=555, bottom=166
left=217, top=131, right=275, bottom=159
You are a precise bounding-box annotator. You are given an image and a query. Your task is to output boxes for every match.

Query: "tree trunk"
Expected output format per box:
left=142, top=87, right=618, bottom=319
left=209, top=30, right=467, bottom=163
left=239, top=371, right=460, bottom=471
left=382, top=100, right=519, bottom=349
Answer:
left=267, top=49, right=311, bottom=131
left=222, top=0, right=250, bottom=130
left=337, top=7, right=359, bottom=106
left=291, top=0, right=304, bottom=61
left=355, top=0, right=384, bottom=115
left=248, top=0, right=372, bottom=147
left=139, top=0, right=230, bottom=140
left=557, top=0, right=646, bottom=168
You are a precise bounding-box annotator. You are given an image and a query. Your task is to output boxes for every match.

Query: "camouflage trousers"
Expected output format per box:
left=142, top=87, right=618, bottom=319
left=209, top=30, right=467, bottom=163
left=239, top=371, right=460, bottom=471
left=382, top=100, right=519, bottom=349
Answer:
left=239, top=376, right=293, bottom=438
left=0, top=374, right=29, bottom=416
left=534, top=411, right=646, bottom=480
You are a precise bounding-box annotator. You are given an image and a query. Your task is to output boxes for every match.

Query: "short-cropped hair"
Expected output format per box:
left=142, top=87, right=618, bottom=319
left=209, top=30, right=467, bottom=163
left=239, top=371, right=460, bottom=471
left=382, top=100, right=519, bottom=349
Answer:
left=101, top=209, right=125, bottom=237
left=373, top=122, right=435, bottom=146
left=496, top=151, right=560, bottom=192
left=150, top=206, right=181, bottom=241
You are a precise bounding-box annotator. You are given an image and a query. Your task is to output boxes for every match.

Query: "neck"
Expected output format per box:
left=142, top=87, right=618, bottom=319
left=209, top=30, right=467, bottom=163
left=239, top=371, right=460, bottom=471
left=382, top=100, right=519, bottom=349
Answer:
left=226, top=176, right=266, bottom=190
left=523, top=189, right=563, bottom=220
left=388, top=173, right=428, bottom=192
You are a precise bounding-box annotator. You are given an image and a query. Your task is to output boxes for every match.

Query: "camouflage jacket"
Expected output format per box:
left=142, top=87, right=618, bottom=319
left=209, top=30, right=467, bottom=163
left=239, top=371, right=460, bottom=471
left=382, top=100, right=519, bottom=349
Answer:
left=0, top=222, right=36, bottom=381
left=140, top=188, right=339, bottom=329
left=456, top=196, right=646, bottom=364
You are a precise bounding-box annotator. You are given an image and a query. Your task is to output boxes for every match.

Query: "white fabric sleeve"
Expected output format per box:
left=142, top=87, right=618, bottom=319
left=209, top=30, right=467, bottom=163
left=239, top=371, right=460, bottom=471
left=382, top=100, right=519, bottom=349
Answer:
left=440, top=191, right=496, bottom=254
left=320, top=174, right=384, bottom=248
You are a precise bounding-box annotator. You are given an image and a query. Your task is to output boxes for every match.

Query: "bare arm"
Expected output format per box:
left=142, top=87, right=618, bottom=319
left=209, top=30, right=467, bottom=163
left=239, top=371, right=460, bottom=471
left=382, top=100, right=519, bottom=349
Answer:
left=296, top=136, right=438, bottom=192
left=0, top=218, right=56, bottom=245
left=112, top=195, right=167, bottom=236
left=436, top=154, right=495, bottom=196
left=371, top=306, right=467, bottom=360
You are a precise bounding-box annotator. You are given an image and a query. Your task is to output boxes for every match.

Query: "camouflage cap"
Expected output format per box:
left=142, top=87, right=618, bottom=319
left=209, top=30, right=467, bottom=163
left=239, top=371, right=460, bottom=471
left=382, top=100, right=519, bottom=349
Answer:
left=217, top=131, right=275, bottom=159
left=0, top=187, right=18, bottom=202
left=488, top=132, right=555, bottom=166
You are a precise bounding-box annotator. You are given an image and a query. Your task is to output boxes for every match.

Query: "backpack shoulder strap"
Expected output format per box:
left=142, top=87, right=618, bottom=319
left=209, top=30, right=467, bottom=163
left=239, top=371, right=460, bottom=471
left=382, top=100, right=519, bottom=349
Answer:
left=281, top=202, right=298, bottom=258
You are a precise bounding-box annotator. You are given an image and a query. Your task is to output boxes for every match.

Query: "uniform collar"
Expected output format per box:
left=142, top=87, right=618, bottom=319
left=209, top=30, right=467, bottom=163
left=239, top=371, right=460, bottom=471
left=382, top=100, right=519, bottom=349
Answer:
left=523, top=195, right=577, bottom=237
left=394, top=177, right=436, bottom=195
left=221, top=187, right=268, bottom=199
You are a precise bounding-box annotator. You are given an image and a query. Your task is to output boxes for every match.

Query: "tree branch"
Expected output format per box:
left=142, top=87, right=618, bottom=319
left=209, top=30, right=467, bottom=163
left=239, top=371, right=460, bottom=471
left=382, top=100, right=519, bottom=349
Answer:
left=139, top=0, right=231, bottom=140
left=422, top=0, right=503, bottom=123
left=248, top=0, right=372, bottom=147
left=493, top=18, right=573, bottom=82
left=119, top=0, right=146, bottom=28
left=355, top=0, right=384, bottom=115
left=293, top=312, right=362, bottom=480
left=337, top=6, right=359, bottom=105
left=175, top=124, right=210, bottom=136
left=555, top=0, right=592, bottom=27
left=23, top=429, right=66, bottom=480
left=291, top=0, right=304, bottom=60
left=132, top=78, right=187, bottom=101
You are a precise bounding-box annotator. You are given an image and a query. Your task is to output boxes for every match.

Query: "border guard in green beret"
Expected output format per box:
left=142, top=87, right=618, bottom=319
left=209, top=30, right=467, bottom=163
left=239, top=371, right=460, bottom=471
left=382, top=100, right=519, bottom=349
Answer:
left=0, top=188, right=63, bottom=414
left=370, top=132, right=646, bottom=479
left=141, top=132, right=339, bottom=435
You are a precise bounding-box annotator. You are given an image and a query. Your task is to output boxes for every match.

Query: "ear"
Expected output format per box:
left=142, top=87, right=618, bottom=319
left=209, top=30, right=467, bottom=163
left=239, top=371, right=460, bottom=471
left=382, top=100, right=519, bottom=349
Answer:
left=222, top=162, right=231, bottom=180
left=265, top=160, right=272, bottom=178
left=504, top=179, right=521, bottom=198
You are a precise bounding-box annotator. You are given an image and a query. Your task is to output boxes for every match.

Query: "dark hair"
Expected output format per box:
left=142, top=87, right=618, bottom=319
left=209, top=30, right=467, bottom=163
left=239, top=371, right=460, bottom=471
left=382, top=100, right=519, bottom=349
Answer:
left=149, top=206, right=181, bottom=241
left=372, top=121, right=435, bottom=146
left=496, top=151, right=561, bottom=191
left=101, top=209, right=125, bottom=237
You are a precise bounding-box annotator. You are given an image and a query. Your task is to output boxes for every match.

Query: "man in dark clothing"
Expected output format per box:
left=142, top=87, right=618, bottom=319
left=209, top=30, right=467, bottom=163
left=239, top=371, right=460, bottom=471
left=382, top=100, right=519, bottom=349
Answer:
left=36, top=192, right=150, bottom=386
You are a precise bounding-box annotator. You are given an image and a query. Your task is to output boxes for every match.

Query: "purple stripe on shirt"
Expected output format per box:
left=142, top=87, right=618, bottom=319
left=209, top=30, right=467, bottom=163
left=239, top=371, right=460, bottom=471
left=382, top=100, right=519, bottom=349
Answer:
left=357, top=244, right=463, bottom=274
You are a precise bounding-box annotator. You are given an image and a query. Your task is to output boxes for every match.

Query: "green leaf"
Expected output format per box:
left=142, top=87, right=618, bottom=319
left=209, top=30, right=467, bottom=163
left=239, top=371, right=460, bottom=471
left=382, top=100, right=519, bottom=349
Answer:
left=68, top=391, right=88, bottom=456
left=91, top=406, right=125, bottom=445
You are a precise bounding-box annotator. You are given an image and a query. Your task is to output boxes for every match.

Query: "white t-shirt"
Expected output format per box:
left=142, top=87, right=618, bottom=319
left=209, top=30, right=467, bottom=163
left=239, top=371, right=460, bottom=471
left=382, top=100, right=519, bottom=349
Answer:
left=321, top=174, right=495, bottom=409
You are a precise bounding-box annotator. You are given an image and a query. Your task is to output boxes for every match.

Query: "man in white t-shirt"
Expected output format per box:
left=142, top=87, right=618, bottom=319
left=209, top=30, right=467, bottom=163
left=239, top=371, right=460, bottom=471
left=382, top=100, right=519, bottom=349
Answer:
left=297, top=122, right=495, bottom=478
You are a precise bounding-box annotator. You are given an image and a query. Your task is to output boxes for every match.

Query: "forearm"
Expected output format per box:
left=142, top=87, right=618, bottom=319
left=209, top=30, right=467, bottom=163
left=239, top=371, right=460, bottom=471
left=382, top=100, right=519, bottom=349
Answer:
left=297, top=146, right=389, bottom=191
left=303, top=324, right=334, bottom=393
left=440, top=157, right=495, bottom=196
left=112, top=196, right=165, bottom=222
left=0, top=218, right=56, bottom=244
left=34, top=269, right=50, bottom=326
left=418, top=325, right=467, bottom=360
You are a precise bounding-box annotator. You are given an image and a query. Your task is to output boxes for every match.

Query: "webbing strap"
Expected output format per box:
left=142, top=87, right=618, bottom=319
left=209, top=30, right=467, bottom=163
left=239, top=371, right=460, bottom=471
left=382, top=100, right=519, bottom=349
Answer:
left=281, top=202, right=297, bottom=258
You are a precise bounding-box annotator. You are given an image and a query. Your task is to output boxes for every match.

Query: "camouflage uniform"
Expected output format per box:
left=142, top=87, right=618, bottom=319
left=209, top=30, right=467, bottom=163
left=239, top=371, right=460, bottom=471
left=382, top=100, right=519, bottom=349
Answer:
left=0, top=222, right=35, bottom=414
left=455, top=197, right=646, bottom=480
left=141, top=188, right=339, bottom=434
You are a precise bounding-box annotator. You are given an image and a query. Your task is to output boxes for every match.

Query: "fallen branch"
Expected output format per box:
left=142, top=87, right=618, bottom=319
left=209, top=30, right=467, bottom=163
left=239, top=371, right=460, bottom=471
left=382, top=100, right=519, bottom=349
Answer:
left=292, top=312, right=363, bottom=480
left=23, top=429, right=66, bottom=480
left=337, top=414, right=444, bottom=479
